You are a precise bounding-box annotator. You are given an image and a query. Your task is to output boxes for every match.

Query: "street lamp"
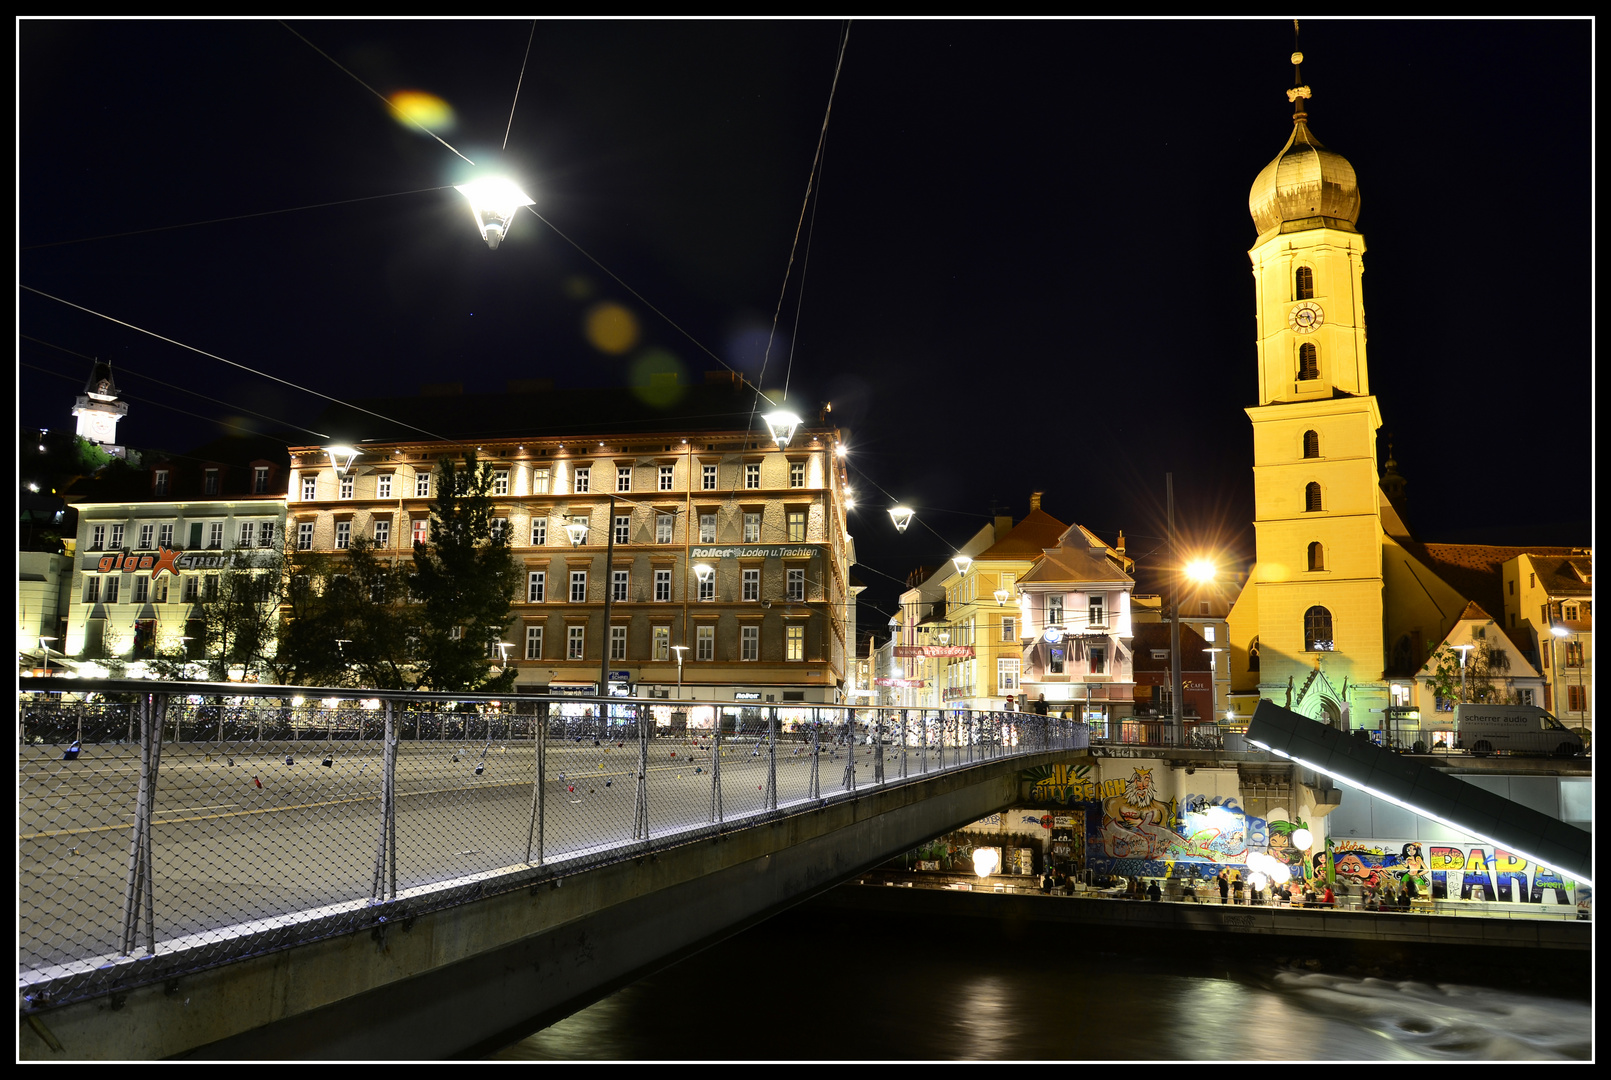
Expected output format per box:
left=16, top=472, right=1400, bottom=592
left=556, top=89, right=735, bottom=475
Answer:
left=952, top=555, right=973, bottom=576
left=671, top=645, right=689, bottom=700
left=39, top=636, right=57, bottom=677
left=1452, top=643, right=1475, bottom=703
left=1550, top=624, right=1582, bottom=720
left=1203, top=646, right=1226, bottom=728
left=762, top=409, right=802, bottom=449
left=564, top=518, right=589, bottom=547
left=325, top=445, right=360, bottom=476
left=495, top=642, right=512, bottom=669
left=993, top=587, right=1011, bottom=606
left=454, top=176, right=534, bottom=250
left=888, top=506, right=914, bottom=534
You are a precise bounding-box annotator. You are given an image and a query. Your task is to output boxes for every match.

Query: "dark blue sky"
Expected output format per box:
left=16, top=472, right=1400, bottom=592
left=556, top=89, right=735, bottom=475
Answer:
left=19, top=19, right=1593, bottom=620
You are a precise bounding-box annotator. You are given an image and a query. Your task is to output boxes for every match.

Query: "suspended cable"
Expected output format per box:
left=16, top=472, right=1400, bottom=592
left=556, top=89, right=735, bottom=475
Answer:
left=21, top=335, right=330, bottom=440
left=21, top=286, right=452, bottom=442
left=504, top=21, right=538, bottom=151
left=279, top=20, right=476, bottom=165
left=760, top=20, right=851, bottom=397
left=20, top=186, right=453, bottom=251
left=20, top=361, right=291, bottom=442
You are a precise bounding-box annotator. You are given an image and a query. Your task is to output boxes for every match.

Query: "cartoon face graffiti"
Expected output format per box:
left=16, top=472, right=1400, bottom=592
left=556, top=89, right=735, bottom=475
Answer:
left=1399, top=842, right=1425, bottom=873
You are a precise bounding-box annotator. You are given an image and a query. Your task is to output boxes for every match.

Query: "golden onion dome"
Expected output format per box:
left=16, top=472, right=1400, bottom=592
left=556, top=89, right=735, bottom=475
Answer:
left=1249, top=117, right=1361, bottom=235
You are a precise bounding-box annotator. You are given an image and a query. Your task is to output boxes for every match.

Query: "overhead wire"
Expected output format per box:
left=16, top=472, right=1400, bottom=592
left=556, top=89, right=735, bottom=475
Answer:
left=503, top=21, right=538, bottom=151
left=20, top=360, right=292, bottom=442
left=20, top=286, right=452, bottom=443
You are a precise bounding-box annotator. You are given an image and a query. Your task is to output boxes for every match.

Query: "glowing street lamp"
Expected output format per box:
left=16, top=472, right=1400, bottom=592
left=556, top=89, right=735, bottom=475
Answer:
left=325, top=444, right=360, bottom=476
left=671, top=644, right=689, bottom=699
left=495, top=642, right=512, bottom=669
left=454, top=177, right=534, bottom=250
left=888, top=506, right=914, bottom=534
left=952, top=555, right=973, bottom=576
left=1185, top=558, right=1217, bottom=582
left=762, top=409, right=802, bottom=449
left=564, top=519, right=590, bottom=547
left=39, top=636, right=57, bottom=677
left=993, top=587, right=1011, bottom=606
left=1452, top=643, right=1475, bottom=703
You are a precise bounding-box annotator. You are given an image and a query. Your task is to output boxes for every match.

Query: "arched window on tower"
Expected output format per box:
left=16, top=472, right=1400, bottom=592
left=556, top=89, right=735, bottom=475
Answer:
left=1305, top=482, right=1323, bottom=512
left=1302, top=430, right=1320, bottom=458
left=1308, top=542, right=1325, bottom=571
left=1248, top=636, right=1260, bottom=672
left=1304, top=607, right=1334, bottom=652
left=1295, top=266, right=1314, bottom=300
left=1298, top=342, right=1319, bottom=380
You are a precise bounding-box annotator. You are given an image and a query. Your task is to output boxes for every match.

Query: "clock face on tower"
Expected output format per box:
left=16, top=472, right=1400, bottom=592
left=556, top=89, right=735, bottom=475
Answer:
left=1288, top=301, right=1325, bottom=333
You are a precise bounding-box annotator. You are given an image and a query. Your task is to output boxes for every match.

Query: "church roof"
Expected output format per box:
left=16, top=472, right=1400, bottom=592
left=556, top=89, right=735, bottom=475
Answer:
left=1249, top=118, right=1361, bottom=235
left=1403, top=541, right=1583, bottom=625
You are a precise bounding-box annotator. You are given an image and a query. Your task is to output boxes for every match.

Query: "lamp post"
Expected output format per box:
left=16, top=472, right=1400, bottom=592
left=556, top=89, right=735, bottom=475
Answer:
left=1452, top=643, right=1475, bottom=704
left=454, top=177, right=535, bottom=250
left=888, top=506, right=914, bottom=534
left=1203, top=646, right=1226, bottom=732
left=39, top=636, right=57, bottom=677
left=671, top=645, right=688, bottom=701
left=1550, top=624, right=1582, bottom=720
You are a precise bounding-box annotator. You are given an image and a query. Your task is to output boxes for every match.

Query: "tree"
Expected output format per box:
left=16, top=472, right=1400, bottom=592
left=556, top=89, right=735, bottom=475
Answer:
left=410, top=452, right=520, bottom=693
left=1424, top=639, right=1517, bottom=708
left=278, top=536, right=419, bottom=689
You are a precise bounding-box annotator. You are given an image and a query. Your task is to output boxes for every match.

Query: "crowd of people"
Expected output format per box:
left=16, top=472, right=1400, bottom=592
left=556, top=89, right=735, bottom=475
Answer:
left=1035, top=865, right=1433, bottom=912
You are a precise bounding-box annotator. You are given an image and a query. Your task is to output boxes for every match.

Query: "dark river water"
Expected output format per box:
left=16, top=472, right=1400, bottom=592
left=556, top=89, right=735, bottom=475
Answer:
left=491, top=902, right=1592, bottom=1061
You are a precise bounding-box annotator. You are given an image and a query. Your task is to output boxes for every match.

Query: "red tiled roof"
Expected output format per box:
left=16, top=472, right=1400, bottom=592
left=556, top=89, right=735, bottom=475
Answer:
left=977, top=507, right=1068, bottom=558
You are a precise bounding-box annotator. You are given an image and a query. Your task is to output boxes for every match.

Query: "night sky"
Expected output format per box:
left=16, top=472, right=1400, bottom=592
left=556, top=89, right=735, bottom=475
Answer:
left=18, top=19, right=1593, bottom=626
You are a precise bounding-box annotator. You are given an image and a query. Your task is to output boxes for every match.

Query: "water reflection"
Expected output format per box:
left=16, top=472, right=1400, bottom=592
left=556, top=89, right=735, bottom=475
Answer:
left=493, top=907, right=1590, bottom=1061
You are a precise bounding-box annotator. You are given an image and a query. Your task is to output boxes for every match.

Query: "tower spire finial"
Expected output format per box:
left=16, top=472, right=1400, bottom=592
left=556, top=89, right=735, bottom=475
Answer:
left=1287, top=19, right=1311, bottom=122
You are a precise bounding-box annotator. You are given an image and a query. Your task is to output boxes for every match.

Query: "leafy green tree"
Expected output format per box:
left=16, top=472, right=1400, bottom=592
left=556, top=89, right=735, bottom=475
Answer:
left=275, top=537, right=417, bottom=689
left=1424, top=640, right=1515, bottom=707
left=410, top=452, right=520, bottom=693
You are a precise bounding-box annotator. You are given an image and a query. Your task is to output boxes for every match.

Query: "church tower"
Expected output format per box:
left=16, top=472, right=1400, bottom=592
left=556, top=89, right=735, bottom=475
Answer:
left=72, top=359, right=129, bottom=451
left=1241, top=42, right=1387, bottom=727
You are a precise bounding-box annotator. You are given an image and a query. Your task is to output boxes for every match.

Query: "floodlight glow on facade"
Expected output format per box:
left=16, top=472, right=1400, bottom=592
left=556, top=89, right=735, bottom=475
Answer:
left=455, top=177, right=535, bottom=250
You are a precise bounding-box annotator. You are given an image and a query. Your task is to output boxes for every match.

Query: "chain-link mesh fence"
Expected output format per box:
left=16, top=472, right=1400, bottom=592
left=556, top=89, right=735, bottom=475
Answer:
left=20, top=684, right=1073, bottom=1011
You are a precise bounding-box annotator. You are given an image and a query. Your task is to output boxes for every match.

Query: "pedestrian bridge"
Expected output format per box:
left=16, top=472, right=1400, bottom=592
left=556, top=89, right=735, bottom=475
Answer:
left=19, top=680, right=1075, bottom=1059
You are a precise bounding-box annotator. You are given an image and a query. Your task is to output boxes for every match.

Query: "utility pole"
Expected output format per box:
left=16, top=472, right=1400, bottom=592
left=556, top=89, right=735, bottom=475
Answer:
left=1168, top=474, right=1184, bottom=746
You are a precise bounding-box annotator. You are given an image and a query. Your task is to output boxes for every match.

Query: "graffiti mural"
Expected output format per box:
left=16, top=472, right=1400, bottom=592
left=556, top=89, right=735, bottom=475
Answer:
left=1322, top=839, right=1579, bottom=906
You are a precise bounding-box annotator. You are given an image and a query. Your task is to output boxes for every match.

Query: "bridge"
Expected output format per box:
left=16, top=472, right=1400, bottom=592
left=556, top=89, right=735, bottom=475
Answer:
left=19, top=680, right=1073, bottom=1059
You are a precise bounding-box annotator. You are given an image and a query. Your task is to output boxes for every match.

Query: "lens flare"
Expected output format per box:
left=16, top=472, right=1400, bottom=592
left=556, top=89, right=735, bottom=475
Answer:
left=585, top=302, right=639, bottom=355
left=388, top=90, right=455, bottom=131
left=630, top=348, right=687, bottom=408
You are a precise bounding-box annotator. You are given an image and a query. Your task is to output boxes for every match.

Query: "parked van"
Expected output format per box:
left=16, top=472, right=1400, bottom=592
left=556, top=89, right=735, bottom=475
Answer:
left=1454, top=704, right=1584, bottom=757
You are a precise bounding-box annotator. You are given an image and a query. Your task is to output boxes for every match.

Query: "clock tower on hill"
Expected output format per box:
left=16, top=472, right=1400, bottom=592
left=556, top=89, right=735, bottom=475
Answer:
left=1236, top=46, right=1388, bottom=728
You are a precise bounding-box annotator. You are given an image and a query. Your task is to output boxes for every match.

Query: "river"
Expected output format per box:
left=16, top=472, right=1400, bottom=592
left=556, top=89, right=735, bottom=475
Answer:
left=491, top=900, right=1592, bottom=1061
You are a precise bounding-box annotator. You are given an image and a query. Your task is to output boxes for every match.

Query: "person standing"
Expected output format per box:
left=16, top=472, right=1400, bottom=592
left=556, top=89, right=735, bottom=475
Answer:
left=1147, top=879, right=1162, bottom=902
left=1032, top=694, right=1049, bottom=716
left=1231, top=871, right=1245, bottom=905
left=1217, top=869, right=1230, bottom=905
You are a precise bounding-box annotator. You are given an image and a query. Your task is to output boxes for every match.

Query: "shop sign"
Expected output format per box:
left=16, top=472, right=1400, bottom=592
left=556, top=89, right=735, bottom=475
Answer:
left=546, top=681, right=597, bottom=696
left=690, top=544, right=822, bottom=560
left=87, top=546, right=260, bottom=578
left=734, top=691, right=762, bottom=701
left=894, top=645, right=975, bottom=658
left=875, top=677, right=924, bottom=688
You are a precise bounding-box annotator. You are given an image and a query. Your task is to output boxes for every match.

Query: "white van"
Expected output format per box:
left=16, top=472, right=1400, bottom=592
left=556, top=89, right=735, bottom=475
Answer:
left=1455, top=704, right=1584, bottom=757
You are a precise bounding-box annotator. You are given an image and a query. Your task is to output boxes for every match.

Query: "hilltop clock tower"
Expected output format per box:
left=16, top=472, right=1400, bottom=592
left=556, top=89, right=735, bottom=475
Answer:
left=1236, top=48, right=1388, bottom=728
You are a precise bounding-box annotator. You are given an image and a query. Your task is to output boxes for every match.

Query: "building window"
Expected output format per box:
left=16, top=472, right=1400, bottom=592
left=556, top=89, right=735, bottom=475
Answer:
left=696, top=625, right=715, bottom=661
left=104, top=576, right=121, bottom=603
left=159, top=523, right=174, bottom=547
left=237, top=521, right=256, bottom=548
left=702, top=464, right=717, bottom=491
left=1565, top=640, right=1584, bottom=666
left=1563, top=603, right=1580, bottom=621
left=1303, top=430, right=1320, bottom=458
left=1089, top=595, right=1105, bottom=626
left=202, top=574, right=218, bottom=601
left=1308, top=541, right=1324, bottom=571
left=528, top=571, right=546, bottom=602
left=745, top=463, right=760, bottom=489
left=786, top=568, right=805, bottom=602
left=659, top=465, right=674, bottom=491
left=204, top=470, right=220, bottom=496
left=107, top=524, right=124, bottom=550
left=568, top=626, right=585, bottom=660
left=260, top=522, right=276, bottom=548
left=1298, top=342, right=1318, bottom=381
left=254, top=466, right=269, bottom=494
left=302, top=476, right=317, bottom=501
left=413, top=519, right=429, bottom=546
left=698, top=574, right=715, bottom=602
left=1248, top=637, right=1260, bottom=672
left=153, top=576, right=169, bottom=603
left=133, top=577, right=149, bottom=604
left=998, top=657, right=1020, bottom=693
left=1002, top=616, right=1016, bottom=641
left=1048, top=596, right=1064, bottom=625
left=334, top=522, right=351, bottom=550
left=611, top=625, right=627, bottom=661
left=90, top=524, right=106, bottom=550
left=612, top=570, right=629, bottom=602
left=531, top=468, right=550, bottom=495
left=790, top=462, right=805, bottom=488
left=573, top=466, right=590, bottom=494
left=1305, top=482, right=1323, bottom=512
left=525, top=626, right=543, bottom=660
left=415, top=473, right=431, bottom=498
left=83, top=577, right=101, bottom=603
left=340, top=475, right=353, bottom=500
left=699, top=514, right=717, bottom=544
left=182, top=576, right=198, bottom=603
left=208, top=522, right=224, bottom=549
left=154, top=470, right=169, bottom=496
left=617, top=467, right=632, bottom=493
left=742, top=568, right=760, bottom=602
left=493, top=470, right=510, bottom=496
left=744, top=512, right=761, bottom=543
left=491, top=518, right=507, bottom=542
left=1517, top=688, right=1534, bottom=706
left=298, top=522, right=314, bottom=550
left=656, top=514, right=673, bottom=544
left=1203, top=625, right=1215, bottom=643
left=741, top=625, right=759, bottom=661
left=570, top=571, right=588, bottom=603
left=787, top=511, right=806, bottom=543
left=614, top=514, right=630, bottom=544
left=1089, top=646, right=1106, bottom=674
left=1304, top=606, right=1334, bottom=651
left=569, top=516, right=589, bottom=545
left=1295, top=265, right=1314, bottom=300
left=372, top=520, right=390, bottom=547
left=138, top=524, right=154, bottom=549
left=653, top=626, right=669, bottom=661
left=1567, top=685, right=1587, bottom=713
left=654, top=569, right=671, bottom=602
left=786, top=624, right=804, bottom=661
left=1049, top=645, right=1064, bottom=674
left=517, top=518, right=540, bottom=547
left=376, top=474, right=392, bottom=498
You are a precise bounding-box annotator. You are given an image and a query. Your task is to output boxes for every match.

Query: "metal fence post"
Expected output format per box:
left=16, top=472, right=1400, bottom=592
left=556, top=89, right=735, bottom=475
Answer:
left=710, top=701, right=724, bottom=823
left=900, top=709, right=908, bottom=779
left=526, top=700, right=547, bottom=866
left=873, top=711, right=886, bottom=784
left=371, top=700, right=398, bottom=901
left=633, top=701, right=650, bottom=840
left=120, top=691, right=164, bottom=956
left=764, top=706, right=778, bottom=810
left=808, top=709, right=820, bottom=800
left=842, top=708, right=856, bottom=792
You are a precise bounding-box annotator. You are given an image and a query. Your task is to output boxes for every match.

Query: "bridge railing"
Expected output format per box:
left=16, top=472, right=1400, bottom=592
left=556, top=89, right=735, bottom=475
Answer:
left=19, top=679, right=1079, bottom=1011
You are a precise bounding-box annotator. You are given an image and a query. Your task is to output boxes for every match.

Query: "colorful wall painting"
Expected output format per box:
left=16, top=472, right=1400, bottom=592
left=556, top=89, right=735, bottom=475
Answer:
left=1321, top=839, right=1579, bottom=906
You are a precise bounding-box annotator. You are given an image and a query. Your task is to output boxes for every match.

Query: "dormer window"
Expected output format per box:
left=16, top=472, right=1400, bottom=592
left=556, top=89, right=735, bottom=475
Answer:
left=154, top=469, right=170, bottom=496
left=253, top=466, right=269, bottom=494
left=204, top=469, right=220, bottom=496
